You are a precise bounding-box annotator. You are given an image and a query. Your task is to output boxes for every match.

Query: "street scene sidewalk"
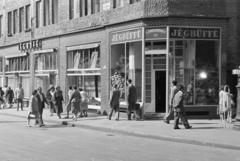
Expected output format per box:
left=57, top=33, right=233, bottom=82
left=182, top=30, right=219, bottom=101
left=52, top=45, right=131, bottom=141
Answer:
left=0, top=106, right=240, bottom=151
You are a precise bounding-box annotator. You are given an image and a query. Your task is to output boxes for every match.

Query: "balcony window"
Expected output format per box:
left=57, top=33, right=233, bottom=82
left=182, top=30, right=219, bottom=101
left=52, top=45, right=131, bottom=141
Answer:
left=25, top=5, right=31, bottom=29
left=69, top=0, right=74, bottom=19
left=52, top=0, right=59, bottom=24
left=19, top=7, right=24, bottom=32
left=36, top=1, right=41, bottom=28
left=13, top=10, right=17, bottom=34
left=44, top=0, right=50, bottom=26
left=8, top=12, right=12, bottom=35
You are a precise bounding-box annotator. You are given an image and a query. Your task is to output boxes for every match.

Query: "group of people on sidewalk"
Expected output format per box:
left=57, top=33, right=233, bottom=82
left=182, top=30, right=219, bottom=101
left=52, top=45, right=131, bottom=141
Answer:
left=0, top=84, right=24, bottom=111
left=27, top=84, right=90, bottom=127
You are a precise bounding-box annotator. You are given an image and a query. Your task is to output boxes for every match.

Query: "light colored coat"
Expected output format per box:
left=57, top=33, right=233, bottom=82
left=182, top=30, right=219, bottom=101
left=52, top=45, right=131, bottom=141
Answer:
left=29, top=95, right=39, bottom=112
left=15, top=87, right=24, bottom=99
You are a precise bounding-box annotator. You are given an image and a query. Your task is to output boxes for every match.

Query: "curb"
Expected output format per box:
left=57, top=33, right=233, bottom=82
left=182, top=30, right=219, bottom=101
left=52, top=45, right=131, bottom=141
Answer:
left=1, top=112, right=240, bottom=151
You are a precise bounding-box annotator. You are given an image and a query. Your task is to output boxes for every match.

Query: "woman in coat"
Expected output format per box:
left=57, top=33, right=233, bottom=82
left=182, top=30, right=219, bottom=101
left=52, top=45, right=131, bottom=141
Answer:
left=26, top=89, right=43, bottom=127
left=6, top=86, right=14, bottom=108
left=218, top=85, right=225, bottom=122
left=79, top=87, right=89, bottom=117
left=52, top=86, right=64, bottom=119
left=46, top=86, right=55, bottom=116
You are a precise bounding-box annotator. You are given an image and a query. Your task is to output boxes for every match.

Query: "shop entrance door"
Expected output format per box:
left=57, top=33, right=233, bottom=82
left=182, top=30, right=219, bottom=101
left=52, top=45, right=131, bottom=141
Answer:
left=155, top=70, right=166, bottom=113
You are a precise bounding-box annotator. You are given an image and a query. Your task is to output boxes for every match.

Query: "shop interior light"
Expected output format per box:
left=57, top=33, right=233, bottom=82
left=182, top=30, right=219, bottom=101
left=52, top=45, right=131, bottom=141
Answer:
left=199, top=72, right=207, bottom=79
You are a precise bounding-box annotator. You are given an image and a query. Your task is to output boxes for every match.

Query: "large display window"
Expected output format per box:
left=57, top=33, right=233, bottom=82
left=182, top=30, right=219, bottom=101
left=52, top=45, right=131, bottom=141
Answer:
left=67, top=43, right=101, bottom=106
left=34, top=50, right=58, bottom=94
left=110, top=41, right=142, bottom=103
left=169, top=40, right=220, bottom=106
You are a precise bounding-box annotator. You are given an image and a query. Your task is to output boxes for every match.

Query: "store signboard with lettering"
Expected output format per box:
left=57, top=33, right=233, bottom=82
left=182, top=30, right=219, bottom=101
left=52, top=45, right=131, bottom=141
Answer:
left=169, top=27, right=220, bottom=39
left=145, top=28, right=167, bottom=39
left=110, top=28, right=142, bottom=44
left=19, top=40, right=42, bottom=51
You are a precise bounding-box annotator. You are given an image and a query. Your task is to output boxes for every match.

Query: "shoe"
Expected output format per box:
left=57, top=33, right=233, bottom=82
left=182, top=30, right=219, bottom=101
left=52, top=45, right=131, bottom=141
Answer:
left=174, top=127, right=181, bottom=129
left=164, top=120, right=170, bottom=124
left=185, top=126, right=192, bottom=129
left=79, top=115, right=84, bottom=118
left=84, top=114, right=88, bottom=117
left=64, top=116, right=69, bottom=119
left=34, top=123, right=39, bottom=125
left=41, top=124, right=45, bottom=126
left=107, top=117, right=111, bottom=120
left=39, top=124, right=44, bottom=127
left=115, top=118, right=119, bottom=121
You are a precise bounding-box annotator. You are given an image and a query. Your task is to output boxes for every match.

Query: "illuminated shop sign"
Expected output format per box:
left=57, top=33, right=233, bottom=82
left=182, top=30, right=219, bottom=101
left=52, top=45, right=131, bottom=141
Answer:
left=169, top=27, right=220, bottom=39
left=110, top=28, right=142, bottom=44
left=145, top=28, right=167, bottom=39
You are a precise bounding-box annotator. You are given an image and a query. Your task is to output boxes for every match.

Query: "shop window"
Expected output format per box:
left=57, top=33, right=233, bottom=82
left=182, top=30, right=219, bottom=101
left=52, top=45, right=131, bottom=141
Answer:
left=36, top=1, right=41, bottom=28
left=19, top=7, right=24, bottom=32
left=67, top=47, right=100, bottom=70
left=6, top=57, right=29, bottom=72
left=110, top=41, right=142, bottom=103
left=130, top=0, right=141, bottom=4
left=113, top=0, right=124, bottom=9
left=13, top=10, right=17, bottom=34
left=25, top=5, right=31, bottom=29
left=34, top=52, right=57, bottom=71
left=69, top=0, right=74, bottom=19
left=91, top=0, right=100, bottom=14
left=0, top=15, right=2, bottom=37
left=7, top=12, right=12, bottom=35
left=52, top=0, right=59, bottom=24
left=169, top=40, right=219, bottom=106
left=44, top=0, right=50, bottom=26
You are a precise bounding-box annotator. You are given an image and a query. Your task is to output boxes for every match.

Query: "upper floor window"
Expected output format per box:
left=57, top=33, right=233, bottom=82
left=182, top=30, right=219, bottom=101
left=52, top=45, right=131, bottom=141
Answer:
left=113, top=0, right=123, bottom=9
left=80, top=0, right=88, bottom=17
left=0, top=15, right=3, bottom=37
left=19, top=7, right=24, bottom=32
left=25, top=5, right=31, bottom=30
left=7, top=12, right=12, bottom=35
left=13, top=10, right=18, bottom=34
left=91, top=0, right=100, bottom=14
left=52, top=0, right=59, bottom=24
left=130, top=0, right=141, bottom=4
left=69, top=0, right=74, bottom=19
left=36, top=1, right=41, bottom=28
left=44, top=0, right=50, bottom=26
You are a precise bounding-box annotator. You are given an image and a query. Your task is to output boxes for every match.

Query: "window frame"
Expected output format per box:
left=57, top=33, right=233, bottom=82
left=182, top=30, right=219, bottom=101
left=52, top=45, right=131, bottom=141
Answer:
left=69, top=0, right=74, bottom=19
left=25, top=5, right=31, bottom=30
left=7, top=11, right=12, bottom=35
left=36, top=1, right=41, bottom=28
left=43, top=0, right=50, bottom=26
left=52, top=0, right=59, bottom=24
left=19, top=7, right=24, bottom=32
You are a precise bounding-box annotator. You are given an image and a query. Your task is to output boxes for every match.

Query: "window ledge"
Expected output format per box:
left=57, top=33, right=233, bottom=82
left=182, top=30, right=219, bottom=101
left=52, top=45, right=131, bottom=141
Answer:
left=7, top=33, right=13, bottom=37
left=25, top=28, right=31, bottom=32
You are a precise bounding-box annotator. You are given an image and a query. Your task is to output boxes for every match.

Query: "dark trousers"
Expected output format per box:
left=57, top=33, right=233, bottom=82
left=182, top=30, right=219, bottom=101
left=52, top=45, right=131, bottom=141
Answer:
left=127, top=103, right=140, bottom=120
left=174, top=111, right=189, bottom=128
left=35, top=106, right=44, bottom=125
left=165, top=106, right=174, bottom=121
left=16, top=99, right=23, bottom=110
left=108, top=105, right=119, bottom=119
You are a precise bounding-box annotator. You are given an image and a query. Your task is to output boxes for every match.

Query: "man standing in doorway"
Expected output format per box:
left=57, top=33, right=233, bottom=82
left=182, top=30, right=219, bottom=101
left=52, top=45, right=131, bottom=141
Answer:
left=15, top=84, right=24, bottom=111
left=164, top=80, right=178, bottom=124
left=126, top=79, right=140, bottom=121
left=173, top=84, right=192, bottom=129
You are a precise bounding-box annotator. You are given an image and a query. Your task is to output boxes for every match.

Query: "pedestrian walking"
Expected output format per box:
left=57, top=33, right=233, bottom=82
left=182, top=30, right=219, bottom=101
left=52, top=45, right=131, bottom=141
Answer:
left=46, top=86, right=55, bottom=116
left=173, top=84, right=192, bottom=129
left=126, top=79, right=140, bottom=121
left=164, top=80, right=179, bottom=124
left=79, top=87, right=89, bottom=117
left=26, top=89, right=44, bottom=127
left=67, top=85, right=81, bottom=121
left=35, top=87, right=49, bottom=126
left=2, top=85, right=8, bottom=108
left=15, top=84, right=24, bottom=111
left=52, top=86, right=64, bottom=119
left=6, top=86, right=14, bottom=108
left=218, top=85, right=225, bottom=122
left=107, top=84, right=120, bottom=121
left=64, top=86, right=73, bottom=119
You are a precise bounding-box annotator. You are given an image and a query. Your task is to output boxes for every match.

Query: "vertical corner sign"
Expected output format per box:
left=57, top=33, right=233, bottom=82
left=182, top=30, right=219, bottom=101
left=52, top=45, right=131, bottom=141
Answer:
left=145, top=28, right=167, bottom=39
left=110, top=28, right=142, bottom=44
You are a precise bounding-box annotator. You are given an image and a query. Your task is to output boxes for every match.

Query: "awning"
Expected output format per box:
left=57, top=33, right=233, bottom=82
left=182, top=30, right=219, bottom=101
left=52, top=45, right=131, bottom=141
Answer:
left=33, top=48, right=57, bottom=54
left=5, top=53, right=28, bottom=59
left=67, top=43, right=99, bottom=51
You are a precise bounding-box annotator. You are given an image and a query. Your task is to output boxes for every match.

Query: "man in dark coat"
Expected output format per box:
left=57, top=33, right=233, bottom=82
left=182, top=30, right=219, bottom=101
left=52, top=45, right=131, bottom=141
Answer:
left=173, top=84, right=192, bottom=129
left=35, top=87, right=49, bottom=125
left=126, top=79, right=140, bottom=121
left=108, top=84, right=121, bottom=121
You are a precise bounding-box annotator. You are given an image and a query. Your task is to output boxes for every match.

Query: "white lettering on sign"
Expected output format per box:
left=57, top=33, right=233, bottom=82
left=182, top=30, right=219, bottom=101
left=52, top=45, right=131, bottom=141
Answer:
left=111, top=29, right=142, bottom=43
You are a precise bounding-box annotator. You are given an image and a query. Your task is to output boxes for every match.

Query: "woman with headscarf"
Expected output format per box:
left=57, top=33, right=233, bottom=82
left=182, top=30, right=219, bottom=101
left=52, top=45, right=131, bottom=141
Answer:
left=46, top=86, right=55, bottom=116
left=52, top=86, right=64, bottom=119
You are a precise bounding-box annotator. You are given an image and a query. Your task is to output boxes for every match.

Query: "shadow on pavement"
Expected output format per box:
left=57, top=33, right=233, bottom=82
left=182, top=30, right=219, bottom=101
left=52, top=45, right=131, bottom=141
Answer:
left=40, top=124, right=70, bottom=128
left=191, top=123, right=219, bottom=125
left=191, top=127, right=222, bottom=129
left=0, top=121, right=26, bottom=123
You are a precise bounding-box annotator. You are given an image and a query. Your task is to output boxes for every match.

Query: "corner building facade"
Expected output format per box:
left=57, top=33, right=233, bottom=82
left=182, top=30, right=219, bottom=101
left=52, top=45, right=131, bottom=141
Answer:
left=0, top=0, right=234, bottom=119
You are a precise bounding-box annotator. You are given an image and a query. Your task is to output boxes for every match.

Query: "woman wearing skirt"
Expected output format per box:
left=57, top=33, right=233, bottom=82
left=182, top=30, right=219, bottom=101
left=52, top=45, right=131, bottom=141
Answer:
left=46, top=86, right=55, bottom=116
left=52, top=86, right=64, bottom=119
left=67, top=85, right=81, bottom=121
left=79, top=87, right=89, bottom=117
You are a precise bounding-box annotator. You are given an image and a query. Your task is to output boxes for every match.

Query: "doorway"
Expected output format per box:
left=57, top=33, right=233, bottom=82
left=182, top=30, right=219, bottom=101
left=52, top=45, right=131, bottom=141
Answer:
left=155, top=70, right=166, bottom=112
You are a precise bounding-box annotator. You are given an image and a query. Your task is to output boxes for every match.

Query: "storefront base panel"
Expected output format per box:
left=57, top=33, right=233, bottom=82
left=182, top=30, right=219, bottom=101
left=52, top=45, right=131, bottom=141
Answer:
left=185, top=106, right=219, bottom=119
